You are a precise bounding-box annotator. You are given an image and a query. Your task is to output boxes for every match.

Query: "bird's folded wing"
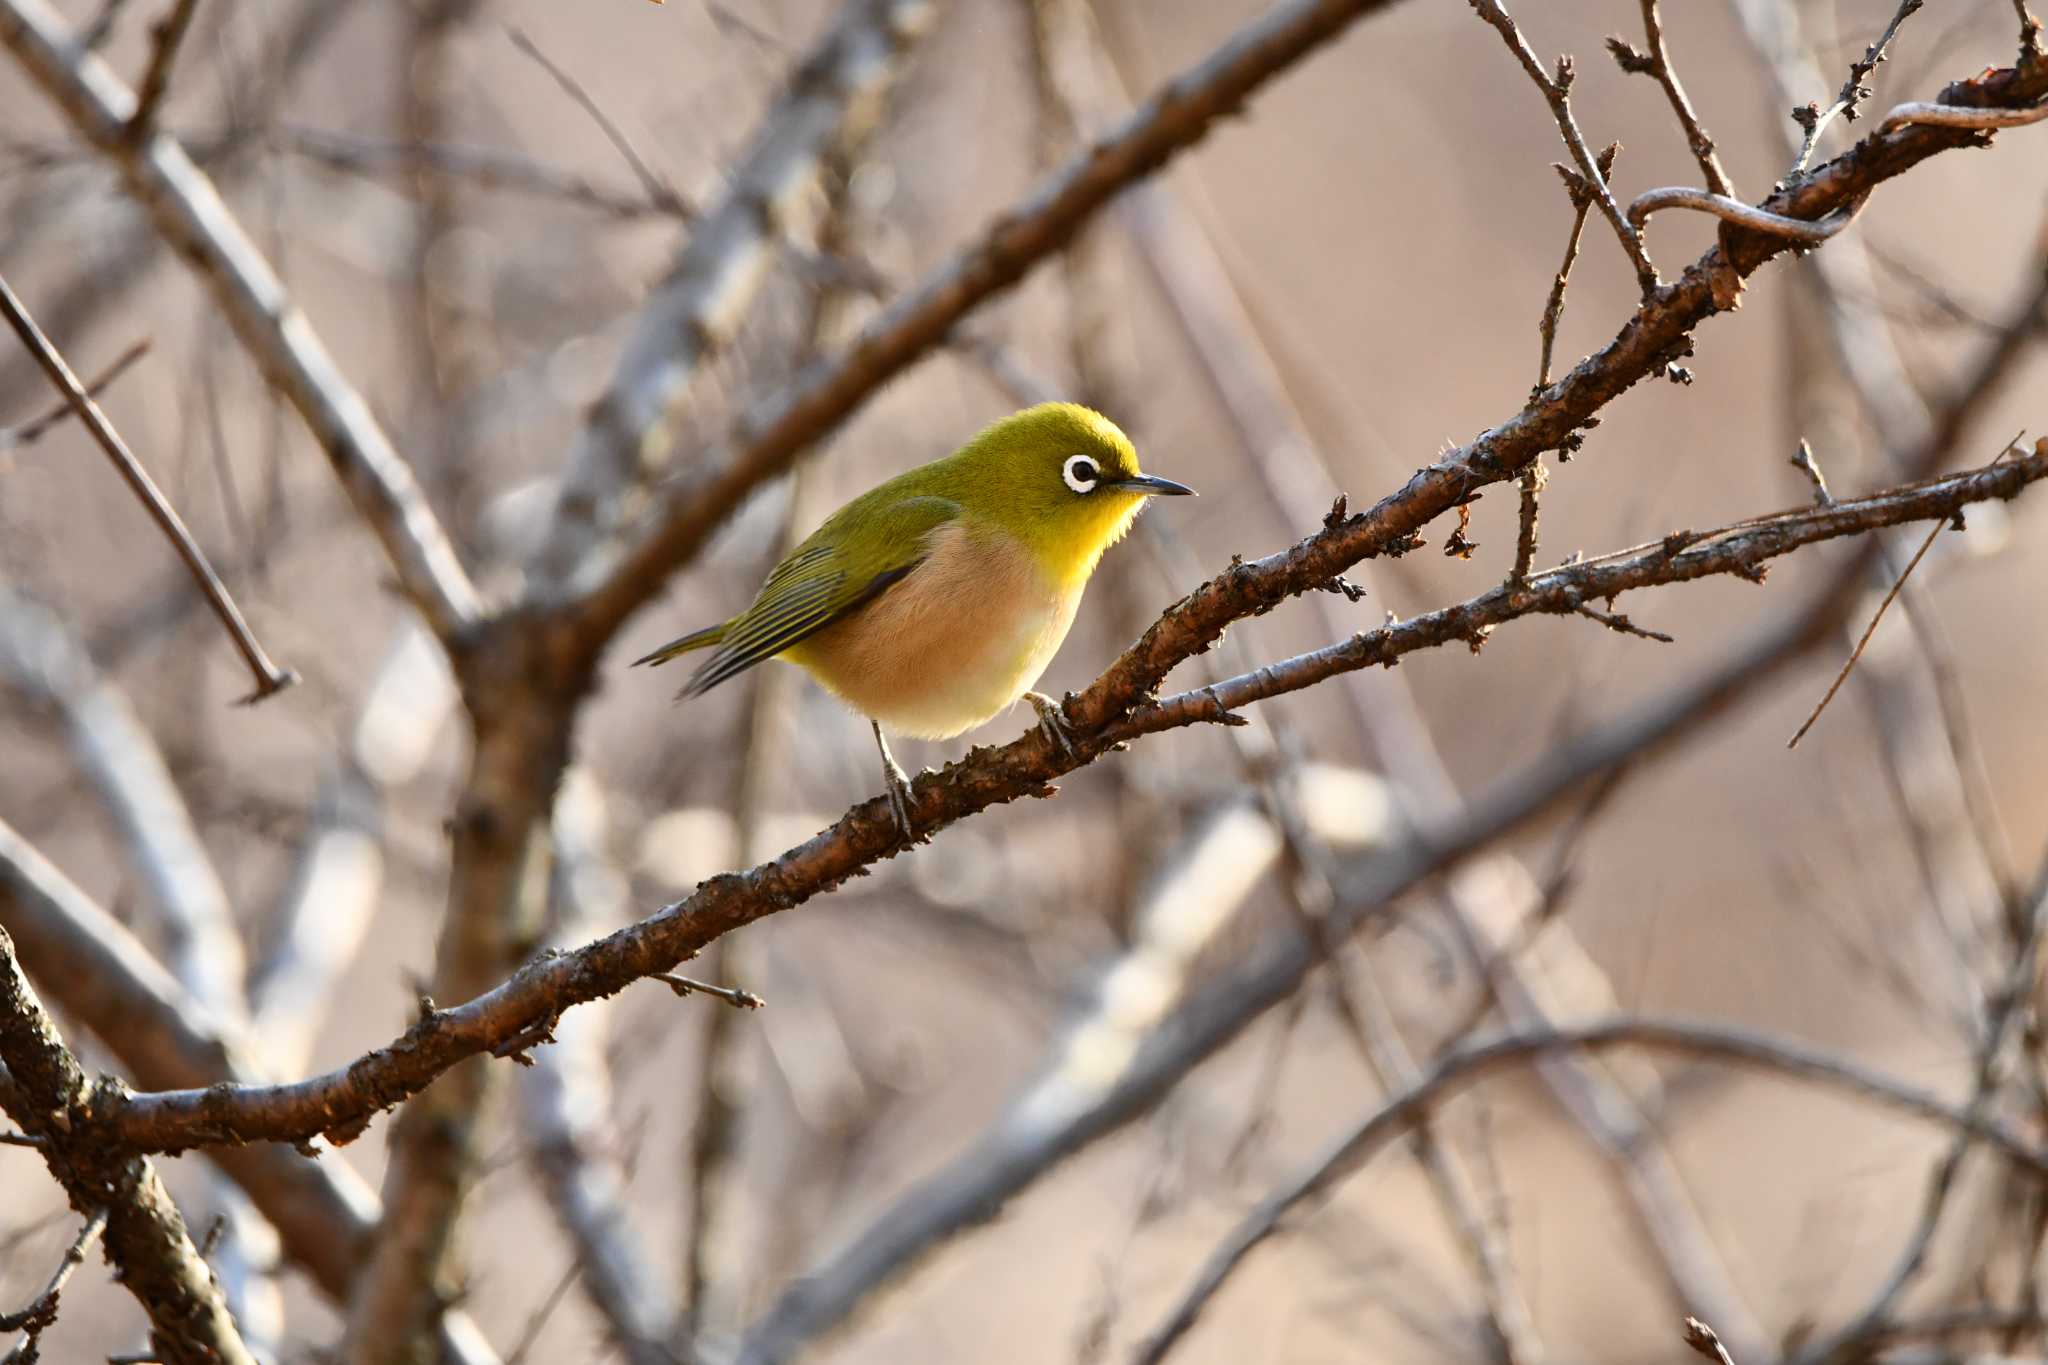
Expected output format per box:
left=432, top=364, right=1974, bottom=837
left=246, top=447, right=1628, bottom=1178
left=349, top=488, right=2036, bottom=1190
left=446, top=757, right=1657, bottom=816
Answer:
left=681, top=496, right=960, bottom=696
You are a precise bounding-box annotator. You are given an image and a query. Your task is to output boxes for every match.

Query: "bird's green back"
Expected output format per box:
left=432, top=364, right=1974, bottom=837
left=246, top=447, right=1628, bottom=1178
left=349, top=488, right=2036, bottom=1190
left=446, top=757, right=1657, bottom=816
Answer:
left=635, top=402, right=1160, bottom=695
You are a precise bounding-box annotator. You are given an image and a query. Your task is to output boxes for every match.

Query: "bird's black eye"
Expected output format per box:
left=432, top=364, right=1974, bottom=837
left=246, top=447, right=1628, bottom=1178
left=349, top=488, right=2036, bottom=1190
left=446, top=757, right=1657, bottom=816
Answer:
left=1062, top=454, right=1100, bottom=494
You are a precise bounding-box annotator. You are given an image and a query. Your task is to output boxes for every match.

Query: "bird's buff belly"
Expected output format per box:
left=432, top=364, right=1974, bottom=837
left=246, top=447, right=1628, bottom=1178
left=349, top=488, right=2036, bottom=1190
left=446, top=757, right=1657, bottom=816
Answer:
left=784, top=525, right=1081, bottom=740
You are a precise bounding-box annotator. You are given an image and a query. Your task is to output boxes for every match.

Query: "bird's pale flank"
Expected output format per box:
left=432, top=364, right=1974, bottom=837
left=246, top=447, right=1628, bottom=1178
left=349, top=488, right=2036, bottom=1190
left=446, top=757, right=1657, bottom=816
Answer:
left=634, top=402, right=1194, bottom=835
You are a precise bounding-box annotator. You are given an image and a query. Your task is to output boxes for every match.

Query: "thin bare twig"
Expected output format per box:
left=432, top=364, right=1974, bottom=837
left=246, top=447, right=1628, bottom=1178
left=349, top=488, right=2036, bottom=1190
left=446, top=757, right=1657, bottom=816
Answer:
left=1521, top=142, right=1617, bottom=582
left=1573, top=603, right=1673, bottom=642
left=0, top=272, right=294, bottom=702
left=1788, top=1, right=1925, bottom=174
left=0, top=336, right=148, bottom=451
left=529, top=0, right=938, bottom=587
left=1467, top=0, right=1657, bottom=291
left=1793, top=864, right=2048, bottom=1362
left=1740, top=0, right=2029, bottom=950
left=1683, top=1316, right=1738, bottom=1365
left=1607, top=1, right=1735, bottom=196
left=1787, top=522, right=1941, bottom=747
left=1878, top=98, right=2048, bottom=135
left=269, top=125, right=678, bottom=218
left=1511, top=463, right=1547, bottom=583
left=1790, top=438, right=1833, bottom=505
left=500, top=1259, right=581, bottom=1365
left=77, top=0, right=134, bottom=48
left=0, top=1206, right=106, bottom=1359
left=125, top=0, right=199, bottom=138
left=1788, top=435, right=2025, bottom=748
left=655, top=972, right=766, bottom=1011
left=504, top=25, right=691, bottom=217
left=0, top=0, right=358, bottom=421
left=1536, top=147, right=1617, bottom=392
left=1626, top=186, right=1866, bottom=244
left=1131, top=1017, right=2048, bottom=1363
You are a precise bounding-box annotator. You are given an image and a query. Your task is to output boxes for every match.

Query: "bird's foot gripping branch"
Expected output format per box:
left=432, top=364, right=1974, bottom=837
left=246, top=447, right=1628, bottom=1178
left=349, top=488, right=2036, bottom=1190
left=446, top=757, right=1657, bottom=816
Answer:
left=84, top=436, right=2048, bottom=1160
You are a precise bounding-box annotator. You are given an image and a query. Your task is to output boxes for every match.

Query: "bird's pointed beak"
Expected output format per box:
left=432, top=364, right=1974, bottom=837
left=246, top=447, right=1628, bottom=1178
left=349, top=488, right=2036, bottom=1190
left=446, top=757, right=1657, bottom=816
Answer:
left=1112, top=473, right=1197, bottom=497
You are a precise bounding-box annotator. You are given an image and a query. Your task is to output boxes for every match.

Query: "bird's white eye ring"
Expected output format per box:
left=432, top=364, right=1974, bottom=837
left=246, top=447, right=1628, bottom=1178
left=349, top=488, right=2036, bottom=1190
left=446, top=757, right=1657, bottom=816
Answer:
left=1063, top=454, right=1100, bottom=494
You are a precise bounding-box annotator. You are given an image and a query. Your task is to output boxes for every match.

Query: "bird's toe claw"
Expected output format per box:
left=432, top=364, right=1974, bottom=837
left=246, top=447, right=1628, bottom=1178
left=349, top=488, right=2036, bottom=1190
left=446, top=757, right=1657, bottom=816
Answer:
left=882, top=762, right=919, bottom=843
left=1023, top=691, right=1079, bottom=760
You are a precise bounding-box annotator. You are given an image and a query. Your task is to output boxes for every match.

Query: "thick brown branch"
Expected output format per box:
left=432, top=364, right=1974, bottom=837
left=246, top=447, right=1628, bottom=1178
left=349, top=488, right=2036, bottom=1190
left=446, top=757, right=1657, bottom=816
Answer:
left=0, top=928, right=255, bottom=1365
left=0, top=817, right=499, bottom=1364
left=1122, top=449, right=2048, bottom=734
left=87, top=443, right=2048, bottom=1158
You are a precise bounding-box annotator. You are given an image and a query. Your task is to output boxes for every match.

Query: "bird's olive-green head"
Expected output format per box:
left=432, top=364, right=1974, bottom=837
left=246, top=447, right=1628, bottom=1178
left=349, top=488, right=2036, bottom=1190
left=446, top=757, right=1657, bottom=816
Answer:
left=633, top=400, right=1194, bottom=749
left=933, top=402, right=1194, bottom=586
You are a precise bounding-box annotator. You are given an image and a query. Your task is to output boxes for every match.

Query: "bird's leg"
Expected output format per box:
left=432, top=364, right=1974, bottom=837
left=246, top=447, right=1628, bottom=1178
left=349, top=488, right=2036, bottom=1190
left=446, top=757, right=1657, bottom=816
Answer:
left=871, top=721, right=917, bottom=840
left=1022, top=691, right=1078, bottom=760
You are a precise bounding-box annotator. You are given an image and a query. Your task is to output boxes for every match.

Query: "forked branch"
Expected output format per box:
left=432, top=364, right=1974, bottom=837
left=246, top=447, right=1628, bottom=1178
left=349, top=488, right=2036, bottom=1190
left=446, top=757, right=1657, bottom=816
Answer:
left=83, top=442, right=2048, bottom=1158
left=0, top=0, right=484, bottom=641
left=0, top=272, right=294, bottom=702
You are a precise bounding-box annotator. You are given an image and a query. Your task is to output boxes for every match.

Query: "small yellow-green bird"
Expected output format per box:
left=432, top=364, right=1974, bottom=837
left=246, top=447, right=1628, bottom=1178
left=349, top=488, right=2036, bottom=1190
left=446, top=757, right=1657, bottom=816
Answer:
left=634, top=402, right=1194, bottom=835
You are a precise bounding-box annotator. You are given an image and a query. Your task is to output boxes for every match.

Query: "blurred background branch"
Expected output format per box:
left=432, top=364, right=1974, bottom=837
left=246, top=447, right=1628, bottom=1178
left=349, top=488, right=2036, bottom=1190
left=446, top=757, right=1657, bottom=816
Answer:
left=0, top=2, right=2044, bottom=1363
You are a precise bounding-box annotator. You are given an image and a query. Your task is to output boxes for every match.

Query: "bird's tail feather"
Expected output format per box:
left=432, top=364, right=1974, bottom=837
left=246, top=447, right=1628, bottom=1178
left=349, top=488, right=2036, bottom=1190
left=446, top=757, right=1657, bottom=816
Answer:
left=631, top=621, right=727, bottom=668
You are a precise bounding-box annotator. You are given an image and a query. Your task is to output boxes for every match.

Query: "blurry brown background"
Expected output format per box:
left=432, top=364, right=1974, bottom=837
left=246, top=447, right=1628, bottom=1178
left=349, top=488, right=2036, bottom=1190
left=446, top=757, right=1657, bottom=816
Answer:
left=2, top=0, right=2046, bottom=1361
